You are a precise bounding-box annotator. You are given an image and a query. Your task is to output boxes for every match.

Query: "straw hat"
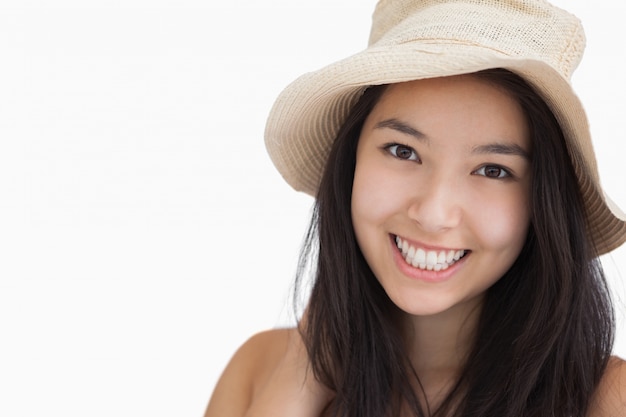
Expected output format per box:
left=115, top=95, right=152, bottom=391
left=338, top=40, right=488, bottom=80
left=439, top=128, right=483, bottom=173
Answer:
left=264, top=0, right=626, bottom=254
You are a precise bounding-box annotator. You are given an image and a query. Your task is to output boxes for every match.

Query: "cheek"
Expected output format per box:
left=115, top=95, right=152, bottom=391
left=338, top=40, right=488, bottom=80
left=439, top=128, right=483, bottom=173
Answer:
left=471, top=189, right=530, bottom=251
left=351, top=161, right=405, bottom=230
left=351, top=164, right=389, bottom=223
left=352, top=169, right=394, bottom=255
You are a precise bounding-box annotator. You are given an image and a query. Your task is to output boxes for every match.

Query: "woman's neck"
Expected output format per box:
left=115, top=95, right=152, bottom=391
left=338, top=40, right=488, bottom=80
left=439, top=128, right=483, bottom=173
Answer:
left=402, top=296, right=483, bottom=400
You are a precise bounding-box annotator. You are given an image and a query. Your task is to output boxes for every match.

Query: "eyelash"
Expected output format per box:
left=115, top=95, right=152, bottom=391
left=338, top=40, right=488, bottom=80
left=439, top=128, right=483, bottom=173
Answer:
left=383, top=142, right=514, bottom=180
left=383, top=143, right=420, bottom=162
left=473, top=165, right=513, bottom=180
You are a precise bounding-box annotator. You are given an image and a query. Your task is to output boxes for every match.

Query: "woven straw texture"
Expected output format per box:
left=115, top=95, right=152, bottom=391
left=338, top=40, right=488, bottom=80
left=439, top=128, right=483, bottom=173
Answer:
left=264, top=0, right=626, bottom=254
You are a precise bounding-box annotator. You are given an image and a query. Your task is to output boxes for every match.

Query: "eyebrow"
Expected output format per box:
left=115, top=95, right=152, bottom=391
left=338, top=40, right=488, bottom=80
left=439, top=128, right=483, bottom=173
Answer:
left=374, top=118, right=427, bottom=141
left=471, top=143, right=530, bottom=160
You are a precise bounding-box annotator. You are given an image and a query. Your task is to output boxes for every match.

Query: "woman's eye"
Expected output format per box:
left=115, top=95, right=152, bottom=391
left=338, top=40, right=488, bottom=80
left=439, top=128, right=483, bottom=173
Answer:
left=474, top=165, right=511, bottom=179
left=385, top=144, right=419, bottom=161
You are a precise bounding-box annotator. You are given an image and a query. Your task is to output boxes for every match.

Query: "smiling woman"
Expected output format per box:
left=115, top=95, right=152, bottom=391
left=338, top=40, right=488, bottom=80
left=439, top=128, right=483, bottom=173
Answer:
left=352, top=75, right=531, bottom=318
left=205, top=1, right=626, bottom=416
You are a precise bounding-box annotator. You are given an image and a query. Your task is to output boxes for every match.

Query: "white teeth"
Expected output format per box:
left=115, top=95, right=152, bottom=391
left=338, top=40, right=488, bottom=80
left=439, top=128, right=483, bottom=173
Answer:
left=415, top=248, right=426, bottom=264
left=407, top=246, right=416, bottom=260
left=437, top=251, right=446, bottom=264
left=394, top=236, right=466, bottom=271
left=426, top=251, right=437, bottom=267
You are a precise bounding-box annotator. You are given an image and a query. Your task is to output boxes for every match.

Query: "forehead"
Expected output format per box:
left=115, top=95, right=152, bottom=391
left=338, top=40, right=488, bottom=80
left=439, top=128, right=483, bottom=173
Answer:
left=377, top=75, right=520, bottom=113
left=365, top=75, right=530, bottom=149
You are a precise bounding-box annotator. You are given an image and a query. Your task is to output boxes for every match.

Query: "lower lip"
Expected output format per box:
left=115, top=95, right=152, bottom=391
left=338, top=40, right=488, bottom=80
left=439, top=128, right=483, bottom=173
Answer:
left=390, top=236, right=468, bottom=283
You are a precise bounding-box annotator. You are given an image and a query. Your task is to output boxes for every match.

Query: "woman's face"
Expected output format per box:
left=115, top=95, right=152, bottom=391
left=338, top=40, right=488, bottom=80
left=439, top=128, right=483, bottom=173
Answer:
left=351, top=75, right=531, bottom=318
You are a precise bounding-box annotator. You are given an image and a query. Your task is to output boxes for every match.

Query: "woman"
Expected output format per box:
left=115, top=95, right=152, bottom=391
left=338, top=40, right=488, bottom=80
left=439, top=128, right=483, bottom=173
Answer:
left=206, top=1, right=626, bottom=416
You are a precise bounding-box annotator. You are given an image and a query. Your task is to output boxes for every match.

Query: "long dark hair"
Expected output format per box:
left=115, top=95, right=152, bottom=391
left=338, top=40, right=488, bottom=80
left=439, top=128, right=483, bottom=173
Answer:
left=295, top=69, right=614, bottom=417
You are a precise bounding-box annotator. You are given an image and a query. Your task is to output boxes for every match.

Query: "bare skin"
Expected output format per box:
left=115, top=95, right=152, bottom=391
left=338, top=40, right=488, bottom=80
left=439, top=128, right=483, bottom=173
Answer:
left=401, top=296, right=483, bottom=411
left=204, top=327, right=333, bottom=417
left=205, top=327, right=626, bottom=417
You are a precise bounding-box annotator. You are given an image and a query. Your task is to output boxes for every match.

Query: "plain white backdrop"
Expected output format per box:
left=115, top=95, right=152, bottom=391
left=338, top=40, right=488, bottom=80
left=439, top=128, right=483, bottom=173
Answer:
left=0, top=1, right=625, bottom=416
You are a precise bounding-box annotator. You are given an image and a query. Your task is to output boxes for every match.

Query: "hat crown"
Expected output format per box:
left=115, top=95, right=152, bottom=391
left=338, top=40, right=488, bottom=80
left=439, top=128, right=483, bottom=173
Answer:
left=265, top=0, right=626, bottom=253
left=369, top=0, right=585, bottom=79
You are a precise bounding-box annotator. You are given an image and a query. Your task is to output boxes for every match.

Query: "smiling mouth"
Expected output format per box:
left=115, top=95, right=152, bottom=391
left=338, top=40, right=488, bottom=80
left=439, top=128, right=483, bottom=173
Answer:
left=394, top=235, right=468, bottom=271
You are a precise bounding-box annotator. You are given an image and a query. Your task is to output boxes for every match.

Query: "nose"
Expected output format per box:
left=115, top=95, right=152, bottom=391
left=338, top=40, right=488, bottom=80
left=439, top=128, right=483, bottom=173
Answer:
left=407, top=174, right=463, bottom=234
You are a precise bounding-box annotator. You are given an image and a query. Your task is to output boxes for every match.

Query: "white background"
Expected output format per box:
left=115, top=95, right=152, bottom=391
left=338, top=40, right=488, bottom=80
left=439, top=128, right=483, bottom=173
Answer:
left=0, top=1, right=625, bottom=416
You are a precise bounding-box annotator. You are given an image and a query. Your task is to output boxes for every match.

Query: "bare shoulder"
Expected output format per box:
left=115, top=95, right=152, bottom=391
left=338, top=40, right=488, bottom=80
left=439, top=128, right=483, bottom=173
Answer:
left=204, top=327, right=297, bottom=417
left=588, top=356, right=626, bottom=417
